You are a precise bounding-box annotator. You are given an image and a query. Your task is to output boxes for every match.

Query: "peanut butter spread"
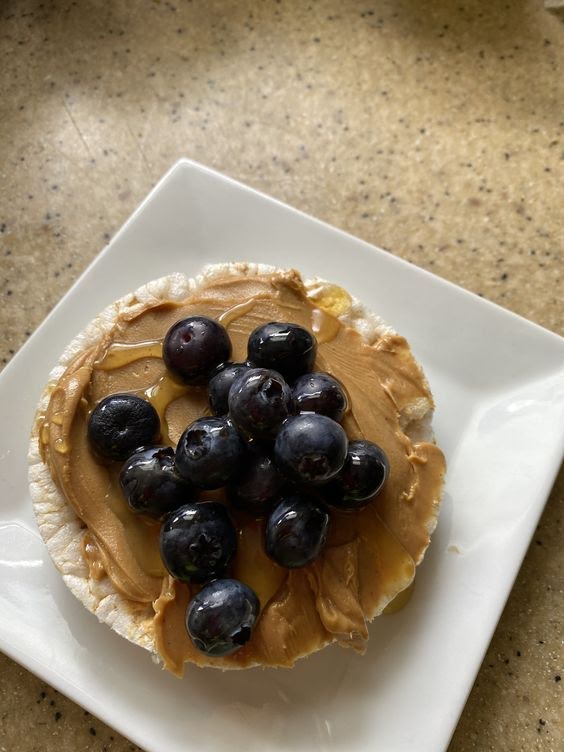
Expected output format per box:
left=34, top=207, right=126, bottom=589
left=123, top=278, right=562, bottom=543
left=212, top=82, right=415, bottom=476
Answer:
left=39, top=270, right=445, bottom=675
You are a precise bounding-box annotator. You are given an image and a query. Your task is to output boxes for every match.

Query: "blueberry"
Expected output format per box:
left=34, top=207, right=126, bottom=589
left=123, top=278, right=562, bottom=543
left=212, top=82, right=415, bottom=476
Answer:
left=186, top=578, right=260, bottom=657
left=87, top=393, right=160, bottom=461
left=228, top=368, right=293, bottom=441
left=292, top=372, right=348, bottom=422
left=175, top=417, right=245, bottom=489
left=265, top=494, right=329, bottom=568
left=163, top=316, right=231, bottom=385
left=322, top=440, right=390, bottom=510
left=247, top=322, right=317, bottom=382
left=274, top=413, right=347, bottom=485
left=209, top=362, right=251, bottom=415
left=119, top=445, right=193, bottom=519
left=227, top=449, right=285, bottom=517
left=160, top=502, right=237, bottom=583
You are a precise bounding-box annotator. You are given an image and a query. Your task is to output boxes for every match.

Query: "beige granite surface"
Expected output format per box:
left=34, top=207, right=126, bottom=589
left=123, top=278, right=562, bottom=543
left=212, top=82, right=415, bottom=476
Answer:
left=0, top=0, right=562, bottom=750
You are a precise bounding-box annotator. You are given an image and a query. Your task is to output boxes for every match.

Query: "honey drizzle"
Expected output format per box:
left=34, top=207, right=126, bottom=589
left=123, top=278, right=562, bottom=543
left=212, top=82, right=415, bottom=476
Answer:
left=90, top=302, right=268, bottom=447
left=95, top=339, right=163, bottom=370
left=311, top=308, right=341, bottom=345
left=143, top=375, right=189, bottom=445
left=54, top=437, right=70, bottom=454
left=307, top=282, right=352, bottom=317
left=91, top=337, right=189, bottom=445
left=87, top=297, right=344, bottom=454
left=382, top=579, right=415, bottom=614
left=218, top=297, right=260, bottom=328
left=233, top=521, right=286, bottom=609
left=39, top=420, right=50, bottom=445
left=82, top=532, right=106, bottom=581
left=38, top=417, right=49, bottom=461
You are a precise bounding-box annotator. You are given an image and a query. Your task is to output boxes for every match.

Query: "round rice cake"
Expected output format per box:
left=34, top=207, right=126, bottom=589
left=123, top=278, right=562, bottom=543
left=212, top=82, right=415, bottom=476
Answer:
left=28, top=263, right=446, bottom=675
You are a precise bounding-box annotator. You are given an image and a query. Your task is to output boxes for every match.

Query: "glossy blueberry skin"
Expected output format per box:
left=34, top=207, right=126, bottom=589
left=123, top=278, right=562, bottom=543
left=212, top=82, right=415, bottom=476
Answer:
left=119, top=445, right=193, bottom=519
left=322, top=440, right=390, bottom=510
left=274, top=413, right=348, bottom=485
left=247, top=322, right=317, bottom=382
left=292, top=372, right=348, bottom=423
left=228, top=368, right=293, bottom=441
left=186, top=578, right=260, bottom=657
left=160, top=502, right=237, bottom=583
left=163, top=316, right=232, bottom=385
left=227, top=449, right=285, bottom=517
left=208, top=362, right=251, bottom=415
left=265, top=494, right=330, bottom=568
left=88, top=393, right=160, bottom=461
left=175, top=416, right=246, bottom=489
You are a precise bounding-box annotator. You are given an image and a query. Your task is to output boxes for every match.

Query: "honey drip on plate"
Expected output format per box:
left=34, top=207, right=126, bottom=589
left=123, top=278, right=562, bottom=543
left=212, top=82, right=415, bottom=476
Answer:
left=95, top=339, right=163, bottom=370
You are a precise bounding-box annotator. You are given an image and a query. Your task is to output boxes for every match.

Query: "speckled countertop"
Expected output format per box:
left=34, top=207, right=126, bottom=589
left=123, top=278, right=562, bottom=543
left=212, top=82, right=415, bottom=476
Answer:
left=1, top=1, right=562, bottom=750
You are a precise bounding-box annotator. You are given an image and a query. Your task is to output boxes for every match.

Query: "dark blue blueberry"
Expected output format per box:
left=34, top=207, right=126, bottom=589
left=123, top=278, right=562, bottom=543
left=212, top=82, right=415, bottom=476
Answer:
left=227, top=449, right=285, bottom=517
left=163, top=316, right=231, bottom=385
left=186, top=578, right=260, bottom=657
left=292, top=372, right=348, bottom=422
left=247, top=322, right=317, bottom=382
left=322, top=440, right=390, bottom=510
left=274, top=413, right=347, bottom=485
left=160, top=502, right=237, bottom=583
left=265, top=494, right=330, bottom=568
left=88, top=393, right=160, bottom=461
left=228, top=368, right=293, bottom=441
left=208, top=362, right=251, bottom=415
left=119, top=445, right=193, bottom=519
left=175, top=416, right=245, bottom=489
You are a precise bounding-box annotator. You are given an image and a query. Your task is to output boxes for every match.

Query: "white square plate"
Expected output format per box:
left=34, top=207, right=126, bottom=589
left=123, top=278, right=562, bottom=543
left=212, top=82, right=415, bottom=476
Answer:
left=1, top=160, right=563, bottom=752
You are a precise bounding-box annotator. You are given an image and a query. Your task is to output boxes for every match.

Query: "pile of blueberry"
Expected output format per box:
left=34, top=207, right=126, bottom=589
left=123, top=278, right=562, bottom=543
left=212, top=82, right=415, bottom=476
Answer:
left=87, top=316, right=389, bottom=658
